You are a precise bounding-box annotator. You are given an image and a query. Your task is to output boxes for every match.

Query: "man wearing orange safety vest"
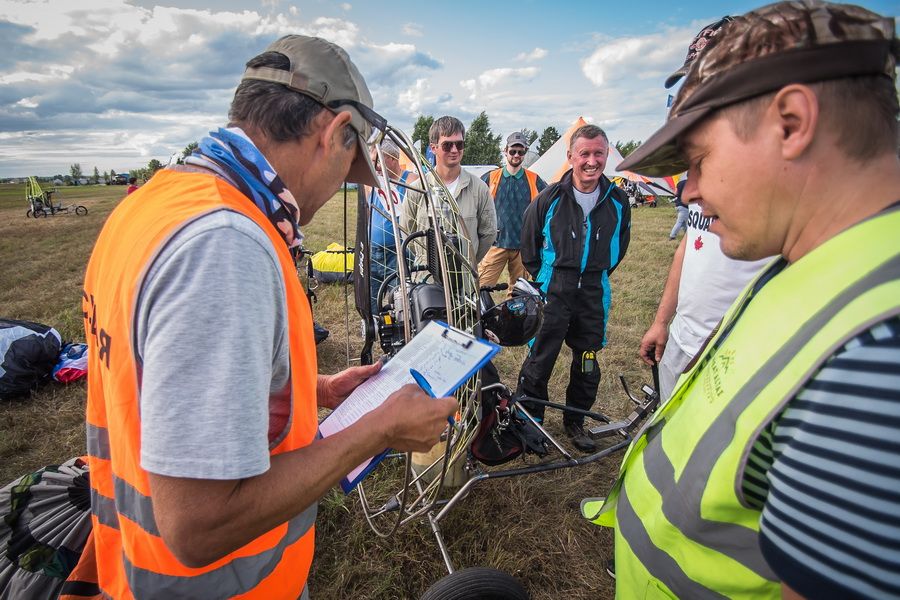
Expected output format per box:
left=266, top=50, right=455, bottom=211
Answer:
left=479, top=131, right=547, bottom=292
left=77, top=35, right=456, bottom=599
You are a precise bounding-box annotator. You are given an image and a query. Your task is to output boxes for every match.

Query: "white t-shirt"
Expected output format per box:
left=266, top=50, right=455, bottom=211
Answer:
left=668, top=204, right=772, bottom=356
left=444, top=175, right=460, bottom=197
left=573, top=187, right=601, bottom=231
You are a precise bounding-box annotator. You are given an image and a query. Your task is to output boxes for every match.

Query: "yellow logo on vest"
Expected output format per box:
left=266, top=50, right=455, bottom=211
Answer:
left=702, top=348, right=735, bottom=403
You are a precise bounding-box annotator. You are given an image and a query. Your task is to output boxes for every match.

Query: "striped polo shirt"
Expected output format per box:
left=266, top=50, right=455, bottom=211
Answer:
left=742, top=315, right=900, bottom=599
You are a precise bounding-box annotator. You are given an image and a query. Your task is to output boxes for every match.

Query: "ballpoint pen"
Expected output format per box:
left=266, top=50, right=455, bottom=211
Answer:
left=409, top=368, right=455, bottom=427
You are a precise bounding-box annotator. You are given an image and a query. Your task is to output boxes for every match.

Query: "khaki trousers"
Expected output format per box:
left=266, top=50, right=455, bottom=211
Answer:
left=478, top=247, right=526, bottom=291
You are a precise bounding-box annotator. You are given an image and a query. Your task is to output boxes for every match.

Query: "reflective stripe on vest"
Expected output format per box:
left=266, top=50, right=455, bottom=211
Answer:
left=598, top=207, right=900, bottom=598
left=85, top=470, right=314, bottom=596
left=120, top=506, right=316, bottom=599
left=82, top=169, right=318, bottom=599
left=488, top=168, right=539, bottom=200
left=616, top=486, right=727, bottom=600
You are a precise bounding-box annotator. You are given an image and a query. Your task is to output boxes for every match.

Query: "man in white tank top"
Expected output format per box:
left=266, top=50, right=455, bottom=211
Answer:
left=640, top=201, right=770, bottom=399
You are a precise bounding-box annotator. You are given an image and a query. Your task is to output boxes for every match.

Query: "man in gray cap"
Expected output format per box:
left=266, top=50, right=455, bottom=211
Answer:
left=479, top=131, right=547, bottom=293
left=79, top=35, right=456, bottom=598
left=582, top=2, right=900, bottom=598
left=367, top=138, right=418, bottom=312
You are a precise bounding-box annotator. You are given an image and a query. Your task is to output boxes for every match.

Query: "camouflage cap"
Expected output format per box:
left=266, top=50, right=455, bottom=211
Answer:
left=664, top=17, right=734, bottom=89
left=620, top=0, right=898, bottom=176
left=242, top=35, right=384, bottom=187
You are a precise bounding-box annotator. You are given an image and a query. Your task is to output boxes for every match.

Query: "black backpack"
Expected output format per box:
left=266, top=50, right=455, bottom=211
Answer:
left=471, top=382, right=548, bottom=466
left=0, top=319, right=62, bottom=400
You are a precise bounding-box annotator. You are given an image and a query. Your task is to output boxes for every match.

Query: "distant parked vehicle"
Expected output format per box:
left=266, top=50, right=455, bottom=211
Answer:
left=25, top=177, right=87, bottom=218
left=111, top=173, right=129, bottom=185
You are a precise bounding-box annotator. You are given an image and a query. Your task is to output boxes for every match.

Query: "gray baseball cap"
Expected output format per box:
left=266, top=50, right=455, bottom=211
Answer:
left=242, top=35, right=385, bottom=187
left=619, top=1, right=898, bottom=177
left=506, top=131, right=529, bottom=148
left=381, top=139, right=401, bottom=160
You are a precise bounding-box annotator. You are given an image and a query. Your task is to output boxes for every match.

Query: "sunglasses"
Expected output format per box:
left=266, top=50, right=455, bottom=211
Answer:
left=439, top=140, right=465, bottom=152
left=325, top=98, right=387, bottom=145
left=508, top=148, right=526, bottom=156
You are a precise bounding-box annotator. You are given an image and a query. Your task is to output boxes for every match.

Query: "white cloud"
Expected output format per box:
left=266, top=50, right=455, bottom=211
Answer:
left=0, top=0, right=444, bottom=176
left=460, top=67, right=540, bottom=102
left=397, top=78, right=429, bottom=114
left=0, top=64, right=74, bottom=85
left=480, top=67, right=539, bottom=87
left=356, top=42, right=437, bottom=78
left=340, top=3, right=352, bottom=11
left=402, top=22, right=423, bottom=37
left=392, top=78, right=455, bottom=120
left=306, top=17, right=359, bottom=48
left=580, top=26, right=697, bottom=87
left=0, top=1, right=705, bottom=178
left=515, top=47, right=547, bottom=62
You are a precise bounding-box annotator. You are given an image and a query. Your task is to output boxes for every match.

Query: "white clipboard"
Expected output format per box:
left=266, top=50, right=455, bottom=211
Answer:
left=319, top=321, right=499, bottom=493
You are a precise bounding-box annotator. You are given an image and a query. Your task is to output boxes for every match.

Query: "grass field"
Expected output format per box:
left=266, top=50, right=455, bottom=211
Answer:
left=0, top=180, right=677, bottom=599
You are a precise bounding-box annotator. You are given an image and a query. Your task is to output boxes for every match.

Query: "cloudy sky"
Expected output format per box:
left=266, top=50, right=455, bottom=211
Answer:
left=1, top=0, right=895, bottom=178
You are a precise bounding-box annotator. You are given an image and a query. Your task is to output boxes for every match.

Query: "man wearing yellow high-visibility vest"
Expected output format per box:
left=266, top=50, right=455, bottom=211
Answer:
left=581, top=2, right=900, bottom=598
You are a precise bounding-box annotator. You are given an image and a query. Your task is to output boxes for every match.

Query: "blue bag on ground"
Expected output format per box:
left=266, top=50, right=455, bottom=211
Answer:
left=53, top=343, right=88, bottom=384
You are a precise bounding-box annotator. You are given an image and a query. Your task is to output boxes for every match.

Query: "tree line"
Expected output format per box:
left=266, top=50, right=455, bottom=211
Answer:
left=410, top=113, right=644, bottom=166
left=60, top=142, right=200, bottom=186
left=411, top=113, right=562, bottom=165
left=54, top=130, right=642, bottom=188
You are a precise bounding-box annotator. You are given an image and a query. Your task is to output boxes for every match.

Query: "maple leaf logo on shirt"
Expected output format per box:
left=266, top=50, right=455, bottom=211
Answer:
left=694, top=235, right=704, bottom=251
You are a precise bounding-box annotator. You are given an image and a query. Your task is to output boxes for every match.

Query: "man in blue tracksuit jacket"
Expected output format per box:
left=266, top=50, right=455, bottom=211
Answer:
left=517, top=124, right=631, bottom=452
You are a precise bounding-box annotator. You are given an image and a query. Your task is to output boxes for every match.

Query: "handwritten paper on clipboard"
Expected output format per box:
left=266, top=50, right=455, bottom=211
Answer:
left=319, top=321, right=499, bottom=493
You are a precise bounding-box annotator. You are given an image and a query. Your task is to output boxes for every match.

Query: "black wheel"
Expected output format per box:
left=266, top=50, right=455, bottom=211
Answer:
left=75, top=205, right=88, bottom=215
left=26, top=209, right=32, bottom=218
left=421, top=568, right=529, bottom=600
left=33, top=208, right=47, bottom=218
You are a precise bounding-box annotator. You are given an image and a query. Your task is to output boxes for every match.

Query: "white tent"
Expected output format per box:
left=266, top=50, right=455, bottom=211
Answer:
left=462, top=165, right=497, bottom=179
left=530, top=117, right=589, bottom=184
left=522, top=147, right=540, bottom=169
left=530, top=117, right=681, bottom=195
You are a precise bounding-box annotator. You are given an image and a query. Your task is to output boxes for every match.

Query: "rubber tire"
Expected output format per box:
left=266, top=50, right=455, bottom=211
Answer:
left=26, top=209, right=32, bottom=218
left=75, top=205, right=88, bottom=215
left=421, top=568, right=529, bottom=600
left=33, top=208, right=46, bottom=218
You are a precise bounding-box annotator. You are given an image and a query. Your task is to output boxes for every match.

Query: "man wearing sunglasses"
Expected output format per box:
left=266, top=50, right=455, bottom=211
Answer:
left=403, top=116, right=497, bottom=265
left=78, top=35, right=457, bottom=599
left=479, top=132, right=547, bottom=294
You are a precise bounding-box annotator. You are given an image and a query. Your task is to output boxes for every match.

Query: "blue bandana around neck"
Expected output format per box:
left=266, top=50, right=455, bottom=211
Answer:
left=185, top=127, right=303, bottom=249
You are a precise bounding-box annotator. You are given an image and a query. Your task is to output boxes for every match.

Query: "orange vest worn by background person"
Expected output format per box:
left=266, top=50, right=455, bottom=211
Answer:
left=81, top=169, right=319, bottom=599
left=488, top=168, right=540, bottom=201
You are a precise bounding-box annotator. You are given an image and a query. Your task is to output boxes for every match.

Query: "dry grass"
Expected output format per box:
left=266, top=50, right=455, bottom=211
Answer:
left=0, top=181, right=677, bottom=599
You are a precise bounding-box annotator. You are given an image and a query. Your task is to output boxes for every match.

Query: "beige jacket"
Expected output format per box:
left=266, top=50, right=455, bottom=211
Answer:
left=402, top=168, right=497, bottom=265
